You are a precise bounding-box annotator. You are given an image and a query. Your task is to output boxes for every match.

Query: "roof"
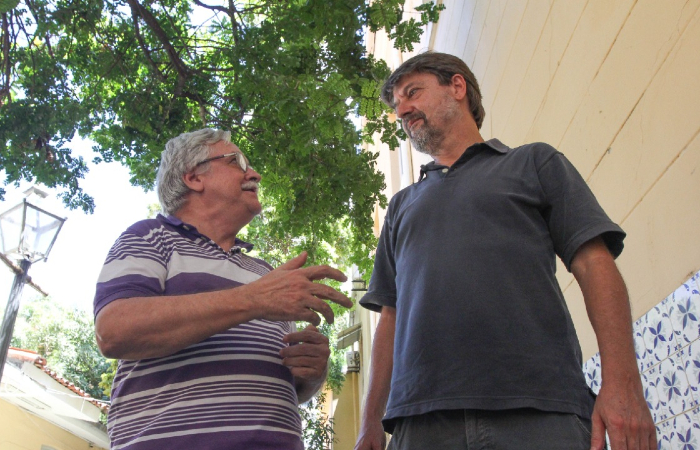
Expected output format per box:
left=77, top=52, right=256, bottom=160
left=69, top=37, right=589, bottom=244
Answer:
left=7, top=347, right=110, bottom=412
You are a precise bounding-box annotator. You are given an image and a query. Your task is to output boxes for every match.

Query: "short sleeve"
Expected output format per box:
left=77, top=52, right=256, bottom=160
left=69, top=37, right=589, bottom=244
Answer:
left=535, top=148, right=626, bottom=271
left=93, top=232, right=168, bottom=318
left=360, top=212, right=398, bottom=312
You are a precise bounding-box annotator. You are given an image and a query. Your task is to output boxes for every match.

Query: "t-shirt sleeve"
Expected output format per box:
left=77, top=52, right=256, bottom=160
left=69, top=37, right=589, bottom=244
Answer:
left=93, top=231, right=168, bottom=318
left=535, top=147, right=626, bottom=272
left=359, top=212, right=398, bottom=312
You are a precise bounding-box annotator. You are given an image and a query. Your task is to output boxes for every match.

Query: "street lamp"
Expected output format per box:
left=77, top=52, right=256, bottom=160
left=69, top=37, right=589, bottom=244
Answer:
left=0, top=186, right=65, bottom=382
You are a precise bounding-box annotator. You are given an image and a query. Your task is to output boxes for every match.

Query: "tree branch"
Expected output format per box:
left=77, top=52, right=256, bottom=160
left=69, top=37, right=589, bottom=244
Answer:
left=1, top=12, right=11, bottom=105
left=124, top=0, right=189, bottom=94
left=130, top=8, right=166, bottom=82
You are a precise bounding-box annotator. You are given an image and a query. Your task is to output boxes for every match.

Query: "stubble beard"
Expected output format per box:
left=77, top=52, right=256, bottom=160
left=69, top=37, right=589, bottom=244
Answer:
left=405, top=100, right=460, bottom=157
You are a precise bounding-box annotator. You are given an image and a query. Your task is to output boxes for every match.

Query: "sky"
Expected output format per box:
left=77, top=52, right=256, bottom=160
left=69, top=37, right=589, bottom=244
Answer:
left=0, top=137, right=159, bottom=314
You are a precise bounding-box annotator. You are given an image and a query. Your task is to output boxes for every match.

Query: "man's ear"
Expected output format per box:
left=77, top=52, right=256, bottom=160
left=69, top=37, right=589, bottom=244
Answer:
left=450, top=74, right=468, bottom=101
left=183, top=170, right=205, bottom=193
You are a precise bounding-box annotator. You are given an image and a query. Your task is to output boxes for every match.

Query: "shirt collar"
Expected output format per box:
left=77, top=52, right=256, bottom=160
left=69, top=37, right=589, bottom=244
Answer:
left=160, top=214, right=255, bottom=252
left=418, top=138, right=510, bottom=181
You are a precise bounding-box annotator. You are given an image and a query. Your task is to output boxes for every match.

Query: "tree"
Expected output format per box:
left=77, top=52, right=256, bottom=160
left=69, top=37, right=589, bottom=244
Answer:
left=11, top=295, right=111, bottom=400
left=0, top=0, right=444, bottom=278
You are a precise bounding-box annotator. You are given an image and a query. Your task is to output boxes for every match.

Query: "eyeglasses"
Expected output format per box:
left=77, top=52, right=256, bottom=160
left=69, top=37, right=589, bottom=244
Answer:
left=195, top=152, right=252, bottom=172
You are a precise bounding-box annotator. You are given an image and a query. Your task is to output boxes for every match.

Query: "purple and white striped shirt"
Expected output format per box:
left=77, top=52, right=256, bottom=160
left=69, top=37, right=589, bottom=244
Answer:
left=94, top=214, right=303, bottom=450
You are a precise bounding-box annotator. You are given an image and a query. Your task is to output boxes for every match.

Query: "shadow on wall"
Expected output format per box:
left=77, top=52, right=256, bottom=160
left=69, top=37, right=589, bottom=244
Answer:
left=583, top=271, right=700, bottom=449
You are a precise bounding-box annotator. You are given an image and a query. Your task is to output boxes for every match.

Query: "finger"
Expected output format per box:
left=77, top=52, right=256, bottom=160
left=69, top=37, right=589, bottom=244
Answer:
left=309, top=283, right=353, bottom=308
left=648, top=427, right=658, bottom=450
left=283, top=328, right=328, bottom=345
left=281, top=342, right=330, bottom=359
left=287, top=365, right=325, bottom=380
left=301, top=264, right=348, bottom=283
left=294, top=307, right=321, bottom=327
left=305, top=296, right=336, bottom=324
left=275, top=252, right=308, bottom=271
left=280, top=354, right=327, bottom=369
left=589, top=411, right=606, bottom=450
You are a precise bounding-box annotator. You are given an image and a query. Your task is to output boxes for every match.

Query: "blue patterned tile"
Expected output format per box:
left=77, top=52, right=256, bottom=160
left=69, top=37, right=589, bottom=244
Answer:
left=657, top=418, right=675, bottom=445
left=658, top=354, right=693, bottom=418
left=692, top=271, right=700, bottom=292
left=583, top=352, right=602, bottom=395
left=635, top=325, right=650, bottom=374
left=668, top=411, right=700, bottom=449
left=656, top=424, right=671, bottom=449
left=667, top=281, right=700, bottom=348
left=686, top=340, right=700, bottom=406
left=642, top=365, right=664, bottom=424
left=643, top=304, right=677, bottom=366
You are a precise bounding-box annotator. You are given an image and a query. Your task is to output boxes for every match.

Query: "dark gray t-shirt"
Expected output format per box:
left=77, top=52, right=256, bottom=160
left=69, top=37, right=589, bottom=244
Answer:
left=360, top=139, right=625, bottom=430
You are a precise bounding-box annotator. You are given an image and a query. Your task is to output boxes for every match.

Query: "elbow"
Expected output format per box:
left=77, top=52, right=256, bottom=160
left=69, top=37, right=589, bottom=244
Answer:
left=95, top=326, right=122, bottom=359
left=94, top=312, right=128, bottom=359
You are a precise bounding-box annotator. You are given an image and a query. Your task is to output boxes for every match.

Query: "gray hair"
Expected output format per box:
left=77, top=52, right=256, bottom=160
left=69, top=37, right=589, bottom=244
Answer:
left=380, top=51, right=486, bottom=129
left=156, top=129, right=231, bottom=215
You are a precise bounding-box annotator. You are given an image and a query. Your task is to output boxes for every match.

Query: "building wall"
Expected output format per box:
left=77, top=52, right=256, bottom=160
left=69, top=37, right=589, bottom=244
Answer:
left=0, top=399, right=107, bottom=450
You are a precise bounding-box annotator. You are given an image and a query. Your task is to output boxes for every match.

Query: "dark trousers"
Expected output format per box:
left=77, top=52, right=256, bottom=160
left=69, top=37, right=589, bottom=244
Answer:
left=387, top=409, right=595, bottom=450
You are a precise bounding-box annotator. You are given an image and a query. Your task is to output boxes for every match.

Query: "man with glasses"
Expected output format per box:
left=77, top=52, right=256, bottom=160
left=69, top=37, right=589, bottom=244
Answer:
left=94, top=128, right=353, bottom=450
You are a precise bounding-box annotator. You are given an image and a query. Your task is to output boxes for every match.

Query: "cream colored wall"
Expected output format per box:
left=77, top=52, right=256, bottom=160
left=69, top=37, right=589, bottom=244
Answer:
left=328, top=372, right=361, bottom=450
left=0, top=399, right=107, bottom=450
left=369, top=0, right=700, bottom=360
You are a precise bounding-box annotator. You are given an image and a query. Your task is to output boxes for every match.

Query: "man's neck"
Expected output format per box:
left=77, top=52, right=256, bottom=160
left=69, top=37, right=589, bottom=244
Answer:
left=175, top=205, right=247, bottom=252
left=432, top=125, right=484, bottom=167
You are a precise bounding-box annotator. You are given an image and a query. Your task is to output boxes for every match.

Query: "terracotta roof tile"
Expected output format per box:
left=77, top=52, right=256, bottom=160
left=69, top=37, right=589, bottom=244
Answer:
left=7, top=347, right=110, bottom=412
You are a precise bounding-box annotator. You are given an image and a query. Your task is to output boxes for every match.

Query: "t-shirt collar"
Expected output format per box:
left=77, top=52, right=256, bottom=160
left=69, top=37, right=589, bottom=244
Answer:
left=160, top=214, right=255, bottom=252
left=418, top=138, right=510, bottom=181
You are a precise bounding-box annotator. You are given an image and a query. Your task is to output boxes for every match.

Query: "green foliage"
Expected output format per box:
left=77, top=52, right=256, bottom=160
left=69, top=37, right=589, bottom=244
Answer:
left=10, top=295, right=111, bottom=400
left=300, top=390, right=336, bottom=450
left=0, top=0, right=442, bottom=281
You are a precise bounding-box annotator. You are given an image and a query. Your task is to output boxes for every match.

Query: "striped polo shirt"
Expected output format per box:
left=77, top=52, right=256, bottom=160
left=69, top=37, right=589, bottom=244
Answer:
left=94, top=214, right=303, bottom=450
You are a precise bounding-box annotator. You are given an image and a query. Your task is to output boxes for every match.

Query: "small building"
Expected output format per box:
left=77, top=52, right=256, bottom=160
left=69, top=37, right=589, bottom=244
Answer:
left=0, top=348, right=109, bottom=450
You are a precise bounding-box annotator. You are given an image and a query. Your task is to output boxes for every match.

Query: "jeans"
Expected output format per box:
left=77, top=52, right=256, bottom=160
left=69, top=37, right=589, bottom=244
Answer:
left=386, top=408, right=596, bottom=450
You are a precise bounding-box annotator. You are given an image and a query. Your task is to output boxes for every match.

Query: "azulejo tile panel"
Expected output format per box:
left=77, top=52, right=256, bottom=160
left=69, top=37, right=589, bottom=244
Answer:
left=583, top=270, right=700, bottom=450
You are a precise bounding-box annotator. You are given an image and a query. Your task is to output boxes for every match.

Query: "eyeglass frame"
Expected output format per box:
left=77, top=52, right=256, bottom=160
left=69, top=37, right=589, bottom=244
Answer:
left=194, top=152, right=252, bottom=172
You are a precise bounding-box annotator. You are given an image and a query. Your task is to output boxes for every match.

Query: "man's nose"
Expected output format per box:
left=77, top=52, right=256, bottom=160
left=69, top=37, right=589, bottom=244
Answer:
left=246, top=167, right=262, bottom=183
left=397, top=100, right=417, bottom=120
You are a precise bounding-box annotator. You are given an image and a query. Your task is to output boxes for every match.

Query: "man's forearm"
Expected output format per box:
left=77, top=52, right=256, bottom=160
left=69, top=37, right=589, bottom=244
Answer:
left=361, top=307, right=395, bottom=424
left=95, top=285, right=259, bottom=360
left=572, top=238, right=638, bottom=381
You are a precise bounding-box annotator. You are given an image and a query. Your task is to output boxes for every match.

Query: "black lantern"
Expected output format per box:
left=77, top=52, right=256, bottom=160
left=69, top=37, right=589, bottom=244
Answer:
left=0, top=186, right=65, bottom=381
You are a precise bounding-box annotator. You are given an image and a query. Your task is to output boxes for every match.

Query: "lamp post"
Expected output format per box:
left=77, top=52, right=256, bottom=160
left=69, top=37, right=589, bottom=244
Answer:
left=0, top=186, right=65, bottom=382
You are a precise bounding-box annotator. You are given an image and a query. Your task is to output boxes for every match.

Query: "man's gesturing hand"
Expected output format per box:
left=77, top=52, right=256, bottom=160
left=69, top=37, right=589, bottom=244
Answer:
left=244, top=252, right=353, bottom=325
left=281, top=325, right=330, bottom=381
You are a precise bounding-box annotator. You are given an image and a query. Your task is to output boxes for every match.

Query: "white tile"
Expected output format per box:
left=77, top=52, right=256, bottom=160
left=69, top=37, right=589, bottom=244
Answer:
left=642, top=304, right=677, bottom=366
left=667, top=411, right=700, bottom=449
left=667, top=280, right=700, bottom=348
left=686, top=340, right=700, bottom=409
left=658, top=354, right=693, bottom=417
left=583, top=352, right=602, bottom=395
left=656, top=424, right=672, bottom=449
left=642, top=365, right=663, bottom=424
left=634, top=325, right=649, bottom=374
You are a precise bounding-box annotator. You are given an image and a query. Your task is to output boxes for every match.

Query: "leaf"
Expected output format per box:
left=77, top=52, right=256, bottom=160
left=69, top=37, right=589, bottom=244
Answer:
left=0, top=0, right=19, bottom=13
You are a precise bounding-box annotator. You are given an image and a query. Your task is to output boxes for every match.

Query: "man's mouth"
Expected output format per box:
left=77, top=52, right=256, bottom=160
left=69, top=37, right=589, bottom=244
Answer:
left=404, top=113, right=426, bottom=135
left=241, top=183, right=259, bottom=194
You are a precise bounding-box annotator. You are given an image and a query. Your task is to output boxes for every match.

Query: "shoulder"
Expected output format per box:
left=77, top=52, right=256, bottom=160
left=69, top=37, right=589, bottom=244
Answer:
left=122, top=217, right=167, bottom=237
left=510, top=141, right=560, bottom=160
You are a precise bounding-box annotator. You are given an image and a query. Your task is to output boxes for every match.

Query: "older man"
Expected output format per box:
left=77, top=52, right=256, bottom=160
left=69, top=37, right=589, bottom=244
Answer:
left=355, top=52, right=655, bottom=450
left=94, top=129, right=353, bottom=450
